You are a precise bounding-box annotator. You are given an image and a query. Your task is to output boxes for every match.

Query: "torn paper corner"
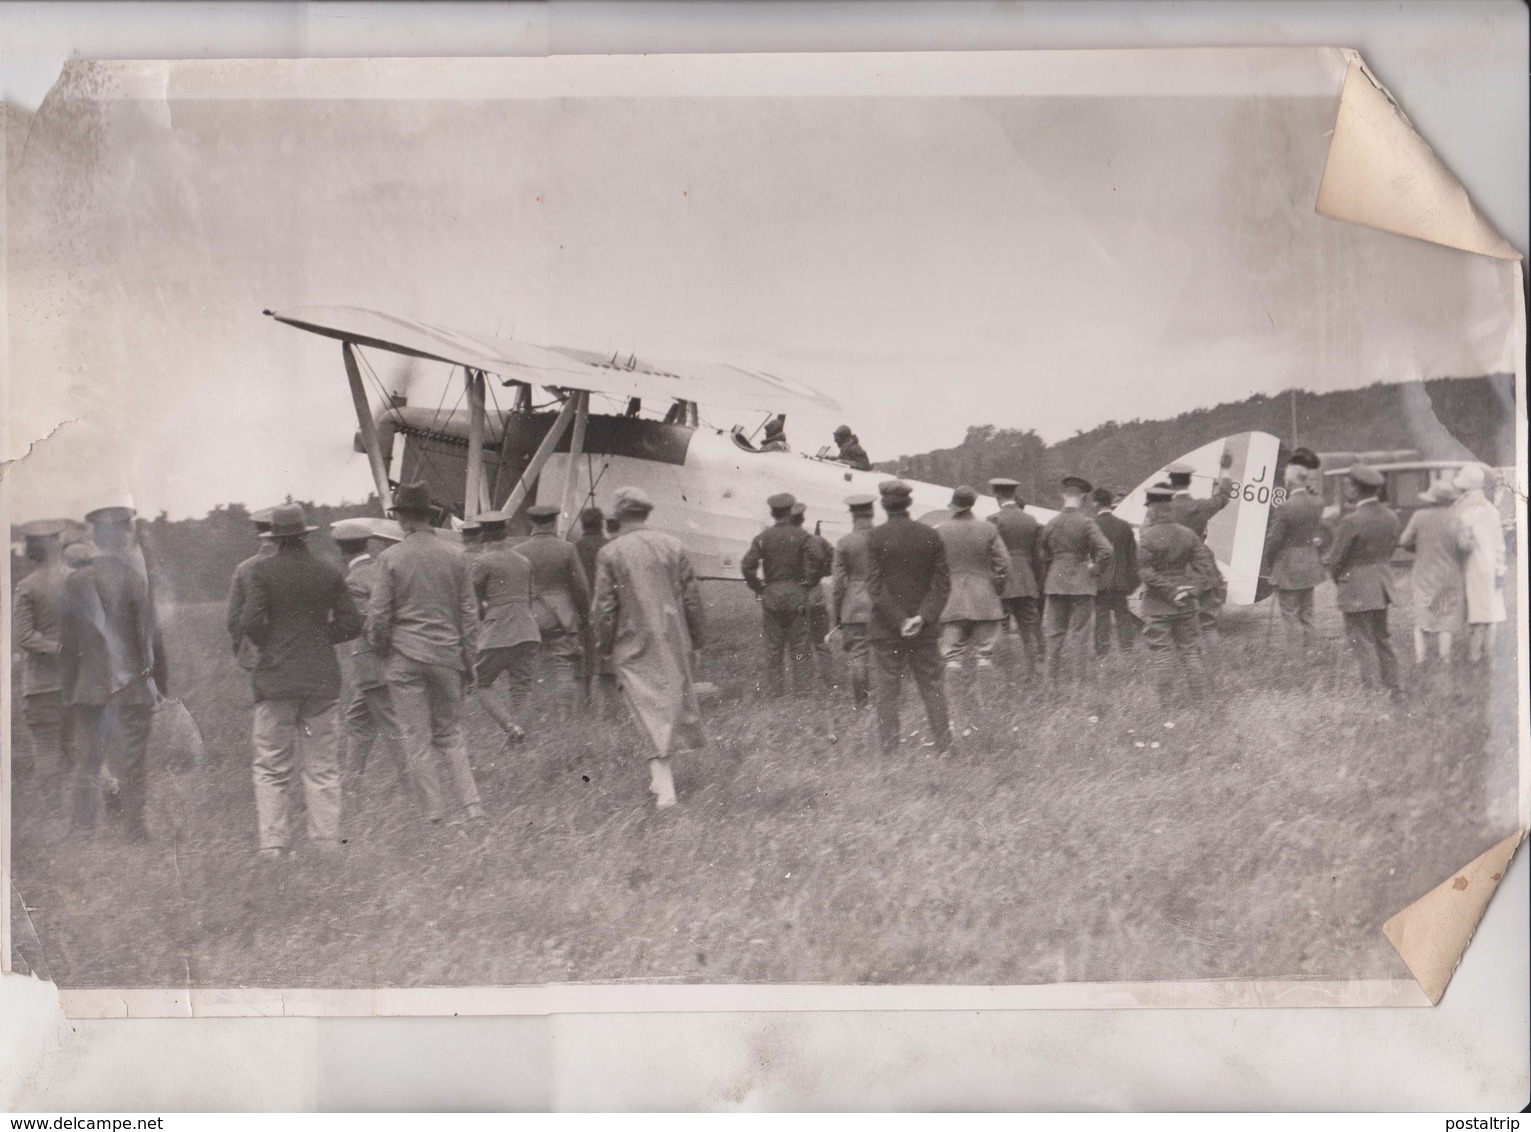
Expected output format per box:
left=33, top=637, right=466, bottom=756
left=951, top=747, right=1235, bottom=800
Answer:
left=1316, top=53, right=1522, bottom=262
left=1382, top=830, right=1526, bottom=1005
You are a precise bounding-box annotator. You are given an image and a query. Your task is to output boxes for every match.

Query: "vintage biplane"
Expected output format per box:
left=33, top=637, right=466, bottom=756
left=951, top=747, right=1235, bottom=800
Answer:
left=264, top=306, right=1284, bottom=604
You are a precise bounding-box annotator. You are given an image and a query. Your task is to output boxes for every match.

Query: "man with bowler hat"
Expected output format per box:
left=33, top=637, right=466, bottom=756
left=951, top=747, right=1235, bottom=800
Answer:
left=13, top=520, right=71, bottom=792
left=60, top=504, right=167, bottom=840
left=469, top=509, right=542, bottom=752
left=865, top=480, right=952, bottom=755
left=1040, top=475, right=1114, bottom=684
left=517, top=502, right=592, bottom=721
left=741, top=492, right=827, bottom=697
left=935, top=485, right=1011, bottom=681
left=1327, top=464, right=1403, bottom=695
left=368, top=481, right=487, bottom=826
left=831, top=494, right=878, bottom=710
left=240, top=504, right=364, bottom=860
left=987, top=477, right=1045, bottom=679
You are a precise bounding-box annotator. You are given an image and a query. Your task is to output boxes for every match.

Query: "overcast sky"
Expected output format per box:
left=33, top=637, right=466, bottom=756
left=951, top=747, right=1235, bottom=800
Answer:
left=6, top=58, right=1520, bottom=520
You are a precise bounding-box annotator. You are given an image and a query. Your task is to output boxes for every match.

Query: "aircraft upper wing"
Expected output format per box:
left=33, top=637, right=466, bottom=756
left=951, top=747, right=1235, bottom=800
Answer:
left=266, top=305, right=841, bottom=416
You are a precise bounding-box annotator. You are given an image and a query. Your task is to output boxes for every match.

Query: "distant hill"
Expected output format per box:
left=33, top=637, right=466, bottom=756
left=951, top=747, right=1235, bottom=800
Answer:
left=877, top=375, right=1516, bottom=508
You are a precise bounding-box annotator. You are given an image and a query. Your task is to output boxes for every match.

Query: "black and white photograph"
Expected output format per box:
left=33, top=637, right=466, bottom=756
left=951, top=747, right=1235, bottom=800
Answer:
left=3, top=44, right=1525, bottom=1019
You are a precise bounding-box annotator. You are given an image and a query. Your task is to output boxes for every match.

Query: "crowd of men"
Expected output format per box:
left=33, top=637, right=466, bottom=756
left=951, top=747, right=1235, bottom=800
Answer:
left=9, top=444, right=1510, bottom=860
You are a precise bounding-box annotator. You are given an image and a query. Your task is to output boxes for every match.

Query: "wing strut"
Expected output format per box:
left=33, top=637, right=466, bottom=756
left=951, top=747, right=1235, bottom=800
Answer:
left=495, top=392, right=579, bottom=515
left=556, top=390, right=591, bottom=534
left=464, top=368, right=489, bottom=519
left=342, top=341, right=394, bottom=513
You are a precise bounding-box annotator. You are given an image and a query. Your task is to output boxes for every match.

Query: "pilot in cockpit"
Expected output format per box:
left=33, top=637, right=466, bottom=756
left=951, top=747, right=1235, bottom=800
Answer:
left=759, top=416, right=790, bottom=452
left=833, top=425, right=872, bottom=471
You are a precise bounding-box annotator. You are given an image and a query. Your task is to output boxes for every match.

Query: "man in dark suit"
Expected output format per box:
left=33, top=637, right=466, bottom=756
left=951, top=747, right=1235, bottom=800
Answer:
left=741, top=492, right=827, bottom=697
left=60, top=505, right=168, bottom=840
left=1040, top=475, right=1114, bottom=684
left=987, top=477, right=1045, bottom=680
left=1090, top=487, right=1141, bottom=656
left=1326, top=464, right=1403, bottom=695
left=241, top=504, right=364, bottom=861
left=1262, top=461, right=1327, bottom=650
left=866, top=479, right=952, bottom=755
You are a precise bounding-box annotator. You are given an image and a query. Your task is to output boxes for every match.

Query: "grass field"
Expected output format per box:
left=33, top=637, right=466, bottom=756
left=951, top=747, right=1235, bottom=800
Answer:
left=7, top=573, right=1522, bottom=989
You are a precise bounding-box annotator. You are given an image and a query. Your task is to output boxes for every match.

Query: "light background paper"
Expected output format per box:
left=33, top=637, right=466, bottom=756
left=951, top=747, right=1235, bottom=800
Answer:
left=1, top=0, right=1527, bottom=1111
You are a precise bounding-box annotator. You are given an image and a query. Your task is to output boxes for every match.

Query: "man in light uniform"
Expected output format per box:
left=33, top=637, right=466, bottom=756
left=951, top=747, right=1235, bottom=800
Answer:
left=469, top=509, right=541, bottom=752
left=934, top=485, right=1010, bottom=684
left=987, top=477, right=1045, bottom=681
left=331, top=518, right=406, bottom=800
left=1040, top=475, right=1114, bottom=685
left=830, top=494, right=878, bottom=711
left=12, top=520, right=71, bottom=794
left=516, top=502, right=592, bottom=721
left=368, top=482, right=486, bottom=826
left=591, top=487, right=707, bottom=809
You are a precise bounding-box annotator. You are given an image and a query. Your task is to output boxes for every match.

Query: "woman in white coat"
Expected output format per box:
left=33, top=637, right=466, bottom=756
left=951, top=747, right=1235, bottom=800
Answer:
left=1451, top=463, right=1506, bottom=663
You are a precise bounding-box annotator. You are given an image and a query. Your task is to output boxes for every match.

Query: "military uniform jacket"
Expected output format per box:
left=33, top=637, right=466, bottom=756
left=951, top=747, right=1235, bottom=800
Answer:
left=935, top=513, right=1010, bottom=622
left=226, top=546, right=275, bottom=670
left=517, top=530, right=592, bottom=635
left=60, top=553, right=167, bottom=706
left=1327, top=499, right=1401, bottom=612
left=342, top=555, right=387, bottom=689
left=988, top=504, right=1043, bottom=599
left=832, top=526, right=874, bottom=625
left=866, top=513, right=951, bottom=641
left=241, top=544, right=363, bottom=703
left=1041, top=508, right=1114, bottom=596
left=741, top=522, right=826, bottom=613
left=1137, top=517, right=1218, bottom=618
left=1263, top=488, right=1326, bottom=591
left=1170, top=478, right=1232, bottom=540
left=574, top=533, right=608, bottom=610
left=13, top=563, right=66, bottom=696
left=471, top=544, right=541, bottom=651
left=1093, top=511, right=1140, bottom=594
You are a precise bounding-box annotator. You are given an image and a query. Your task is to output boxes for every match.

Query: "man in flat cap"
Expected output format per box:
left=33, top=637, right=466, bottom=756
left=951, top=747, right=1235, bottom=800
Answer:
left=833, top=425, right=872, bottom=471
left=331, top=518, right=406, bottom=802
left=1040, top=475, right=1114, bottom=684
left=790, top=502, right=838, bottom=691
left=12, top=520, right=70, bottom=793
left=741, top=492, right=827, bottom=698
left=239, top=504, right=364, bottom=861
left=518, top=502, right=593, bottom=722
left=1137, top=482, right=1217, bottom=707
left=591, top=486, right=706, bottom=808
left=1262, top=459, right=1327, bottom=651
left=831, top=494, right=879, bottom=710
left=935, top=485, right=1011, bottom=686
left=468, top=509, right=541, bottom=752
left=369, top=482, right=487, bottom=827
left=1168, top=450, right=1235, bottom=638
left=226, top=507, right=277, bottom=673
left=1326, top=464, right=1403, bottom=695
left=866, top=480, right=953, bottom=756
left=60, top=505, right=167, bottom=840
left=987, top=477, right=1046, bottom=680
left=1089, top=487, right=1141, bottom=657
left=572, top=506, right=619, bottom=714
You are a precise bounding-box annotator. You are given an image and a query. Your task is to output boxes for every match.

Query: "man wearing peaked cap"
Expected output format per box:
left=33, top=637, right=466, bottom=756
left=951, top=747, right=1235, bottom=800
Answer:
left=518, top=501, right=593, bottom=721
left=331, top=518, right=406, bottom=805
left=1263, top=458, right=1328, bottom=652
left=866, top=472, right=953, bottom=754
left=467, top=507, right=542, bottom=751
left=238, top=504, right=364, bottom=861
left=1040, top=475, right=1114, bottom=685
left=60, top=501, right=168, bottom=840
left=1327, top=463, right=1403, bottom=695
left=1168, top=449, right=1236, bottom=642
left=590, top=486, right=707, bottom=809
left=741, top=491, right=827, bottom=698
left=227, top=506, right=280, bottom=673
left=790, top=502, right=838, bottom=691
left=935, top=485, right=1011, bottom=689
left=831, top=494, right=879, bottom=709
left=1137, top=481, right=1216, bottom=708
left=368, top=481, right=488, bottom=828
left=1090, top=486, right=1142, bottom=658
left=987, top=477, right=1045, bottom=678
left=12, top=520, right=71, bottom=795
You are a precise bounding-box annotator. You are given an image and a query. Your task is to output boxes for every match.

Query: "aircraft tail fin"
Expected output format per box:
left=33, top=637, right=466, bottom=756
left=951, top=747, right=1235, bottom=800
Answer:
left=1114, top=430, right=1284, bottom=606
